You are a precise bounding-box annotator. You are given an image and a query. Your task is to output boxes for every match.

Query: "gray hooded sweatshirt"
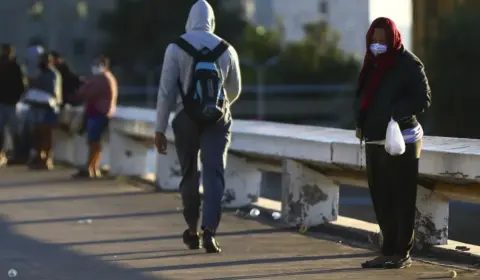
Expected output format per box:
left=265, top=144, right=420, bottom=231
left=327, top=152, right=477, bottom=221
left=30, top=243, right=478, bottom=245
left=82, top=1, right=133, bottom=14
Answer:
left=155, top=0, right=242, bottom=133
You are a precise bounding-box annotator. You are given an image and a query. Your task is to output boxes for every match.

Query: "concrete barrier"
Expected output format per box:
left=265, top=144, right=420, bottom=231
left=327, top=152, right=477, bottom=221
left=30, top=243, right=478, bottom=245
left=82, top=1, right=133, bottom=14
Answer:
left=54, top=105, right=480, bottom=250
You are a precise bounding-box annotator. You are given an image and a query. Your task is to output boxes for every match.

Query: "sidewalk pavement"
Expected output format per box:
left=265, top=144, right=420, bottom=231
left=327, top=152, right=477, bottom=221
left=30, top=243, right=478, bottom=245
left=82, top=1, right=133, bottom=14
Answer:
left=0, top=166, right=478, bottom=279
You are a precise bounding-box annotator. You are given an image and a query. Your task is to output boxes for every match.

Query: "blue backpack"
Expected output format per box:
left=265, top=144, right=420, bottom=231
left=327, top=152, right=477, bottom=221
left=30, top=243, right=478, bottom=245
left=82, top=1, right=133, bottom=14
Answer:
left=175, top=37, right=230, bottom=125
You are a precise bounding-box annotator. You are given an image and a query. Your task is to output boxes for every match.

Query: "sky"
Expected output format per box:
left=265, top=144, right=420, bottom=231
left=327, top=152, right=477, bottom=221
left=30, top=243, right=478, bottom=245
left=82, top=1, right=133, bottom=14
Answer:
left=369, top=0, right=412, bottom=48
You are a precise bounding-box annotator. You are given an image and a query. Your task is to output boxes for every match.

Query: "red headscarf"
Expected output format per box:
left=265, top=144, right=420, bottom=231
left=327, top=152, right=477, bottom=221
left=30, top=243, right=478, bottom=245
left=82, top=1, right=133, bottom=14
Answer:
left=358, top=17, right=403, bottom=110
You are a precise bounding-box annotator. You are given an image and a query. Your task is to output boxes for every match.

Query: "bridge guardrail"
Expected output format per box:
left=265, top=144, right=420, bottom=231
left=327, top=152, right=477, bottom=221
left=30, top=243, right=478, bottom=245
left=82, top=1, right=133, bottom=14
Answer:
left=53, top=105, right=480, bottom=248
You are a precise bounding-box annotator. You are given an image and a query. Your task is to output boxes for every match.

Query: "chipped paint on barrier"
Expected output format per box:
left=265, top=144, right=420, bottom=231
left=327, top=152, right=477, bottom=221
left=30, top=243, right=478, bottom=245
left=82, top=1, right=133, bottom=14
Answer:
left=222, top=155, right=262, bottom=208
left=415, top=207, right=448, bottom=247
left=222, top=189, right=236, bottom=205
left=285, top=181, right=337, bottom=227
left=414, top=185, right=449, bottom=247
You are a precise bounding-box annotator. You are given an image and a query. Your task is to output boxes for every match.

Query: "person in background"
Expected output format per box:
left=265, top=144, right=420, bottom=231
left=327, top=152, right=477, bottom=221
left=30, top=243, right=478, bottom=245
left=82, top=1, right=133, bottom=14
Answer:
left=17, top=45, right=45, bottom=165
left=354, top=17, right=431, bottom=269
left=155, top=0, right=241, bottom=254
left=23, top=52, right=62, bottom=170
left=50, top=51, right=83, bottom=106
left=0, top=44, right=27, bottom=166
left=72, top=55, right=117, bottom=179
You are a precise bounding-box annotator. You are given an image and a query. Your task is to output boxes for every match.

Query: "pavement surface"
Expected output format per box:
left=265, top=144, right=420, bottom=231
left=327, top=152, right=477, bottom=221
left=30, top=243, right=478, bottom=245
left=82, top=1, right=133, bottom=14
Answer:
left=0, top=166, right=479, bottom=280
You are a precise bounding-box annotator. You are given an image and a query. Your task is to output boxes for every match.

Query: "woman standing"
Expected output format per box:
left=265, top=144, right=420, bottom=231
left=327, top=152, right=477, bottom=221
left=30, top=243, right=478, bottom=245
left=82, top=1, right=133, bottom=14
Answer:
left=354, top=17, right=431, bottom=269
left=23, top=53, right=62, bottom=170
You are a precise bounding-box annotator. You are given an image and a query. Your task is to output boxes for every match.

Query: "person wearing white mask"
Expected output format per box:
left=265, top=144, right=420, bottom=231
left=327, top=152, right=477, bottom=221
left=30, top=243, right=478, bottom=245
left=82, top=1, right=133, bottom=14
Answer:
left=353, top=17, right=431, bottom=269
left=72, top=55, right=117, bottom=178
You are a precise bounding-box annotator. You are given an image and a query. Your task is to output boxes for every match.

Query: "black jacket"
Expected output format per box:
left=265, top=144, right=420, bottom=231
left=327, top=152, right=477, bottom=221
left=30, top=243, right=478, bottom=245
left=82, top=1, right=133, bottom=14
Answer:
left=0, top=56, right=26, bottom=105
left=354, top=48, right=432, bottom=142
left=56, top=63, right=82, bottom=106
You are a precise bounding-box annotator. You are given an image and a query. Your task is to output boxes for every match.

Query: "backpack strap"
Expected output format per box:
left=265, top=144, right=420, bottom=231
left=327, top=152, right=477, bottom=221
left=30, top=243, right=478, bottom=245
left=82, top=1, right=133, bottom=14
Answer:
left=174, top=37, right=199, bottom=59
left=203, top=40, right=230, bottom=62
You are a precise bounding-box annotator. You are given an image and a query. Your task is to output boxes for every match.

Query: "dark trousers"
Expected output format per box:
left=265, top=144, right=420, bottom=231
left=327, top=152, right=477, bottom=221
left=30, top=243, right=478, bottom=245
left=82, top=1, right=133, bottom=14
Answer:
left=172, top=110, right=231, bottom=233
left=366, top=140, right=421, bottom=257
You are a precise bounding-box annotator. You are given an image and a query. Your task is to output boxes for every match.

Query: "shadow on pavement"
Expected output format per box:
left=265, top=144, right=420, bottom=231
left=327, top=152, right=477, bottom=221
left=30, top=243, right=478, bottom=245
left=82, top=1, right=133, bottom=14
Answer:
left=0, top=191, right=151, bottom=205
left=59, top=228, right=290, bottom=246
left=136, top=253, right=371, bottom=273
left=0, top=177, right=79, bottom=189
left=0, top=216, right=170, bottom=280
left=11, top=210, right=182, bottom=225
left=204, top=267, right=364, bottom=280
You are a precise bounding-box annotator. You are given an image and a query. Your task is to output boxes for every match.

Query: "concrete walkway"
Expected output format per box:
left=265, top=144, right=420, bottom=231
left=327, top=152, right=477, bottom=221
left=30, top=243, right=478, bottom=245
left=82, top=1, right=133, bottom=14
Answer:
left=0, top=166, right=478, bottom=279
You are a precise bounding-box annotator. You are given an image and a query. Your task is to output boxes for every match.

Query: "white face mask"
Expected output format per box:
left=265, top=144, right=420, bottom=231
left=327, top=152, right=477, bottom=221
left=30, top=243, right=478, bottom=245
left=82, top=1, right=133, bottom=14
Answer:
left=370, top=43, right=388, bottom=56
left=91, top=65, right=105, bottom=74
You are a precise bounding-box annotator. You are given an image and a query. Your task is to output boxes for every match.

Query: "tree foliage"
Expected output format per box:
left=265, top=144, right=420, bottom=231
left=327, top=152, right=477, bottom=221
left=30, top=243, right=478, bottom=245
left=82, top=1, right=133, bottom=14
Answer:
left=239, top=21, right=360, bottom=85
left=99, top=2, right=359, bottom=86
left=424, top=7, right=480, bottom=138
left=98, top=0, right=246, bottom=84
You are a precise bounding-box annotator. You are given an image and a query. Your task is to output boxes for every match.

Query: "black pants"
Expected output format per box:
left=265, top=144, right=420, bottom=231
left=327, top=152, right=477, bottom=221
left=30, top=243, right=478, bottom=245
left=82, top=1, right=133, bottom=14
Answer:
left=172, top=110, right=231, bottom=232
left=366, top=140, right=421, bottom=257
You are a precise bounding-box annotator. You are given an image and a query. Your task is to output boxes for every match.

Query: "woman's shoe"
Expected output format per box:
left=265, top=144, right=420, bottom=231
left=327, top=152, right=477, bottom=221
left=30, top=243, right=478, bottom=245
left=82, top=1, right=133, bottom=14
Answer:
left=384, top=256, right=412, bottom=269
left=361, top=255, right=393, bottom=268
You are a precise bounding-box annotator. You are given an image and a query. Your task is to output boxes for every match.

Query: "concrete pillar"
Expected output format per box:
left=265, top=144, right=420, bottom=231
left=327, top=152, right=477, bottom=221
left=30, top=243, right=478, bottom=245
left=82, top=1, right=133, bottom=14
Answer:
left=222, top=155, right=262, bottom=208
left=109, top=128, right=149, bottom=177
left=155, top=142, right=182, bottom=191
left=52, top=129, right=75, bottom=164
left=281, top=159, right=339, bottom=228
left=415, top=185, right=449, bottom=247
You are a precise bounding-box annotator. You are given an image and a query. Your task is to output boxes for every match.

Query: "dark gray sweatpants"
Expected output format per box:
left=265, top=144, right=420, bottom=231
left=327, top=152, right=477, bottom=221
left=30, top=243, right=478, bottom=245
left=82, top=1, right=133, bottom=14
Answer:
left=172, top=110, right=231, bottom=232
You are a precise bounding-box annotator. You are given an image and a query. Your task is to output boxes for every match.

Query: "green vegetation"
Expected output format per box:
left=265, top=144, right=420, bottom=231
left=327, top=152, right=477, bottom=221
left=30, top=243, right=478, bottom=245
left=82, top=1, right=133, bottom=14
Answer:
left=99, top=0, right=359, bottom=86
left=424, top=7, right=480, bottom=138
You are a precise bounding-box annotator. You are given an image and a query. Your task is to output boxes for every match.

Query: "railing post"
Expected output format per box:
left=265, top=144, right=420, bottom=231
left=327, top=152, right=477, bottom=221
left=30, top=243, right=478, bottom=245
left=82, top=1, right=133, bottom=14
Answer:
left=415, top=185, right=449, bottom=248
left=281, top=159, right=339, bottom=228
left=222, top=155, right=262, bottom=208
left=73, top=134, right=88, bottom=168
left=108, top=121, right=149, bottom=177
left=155, top=141, right=182, bottom=191
left=52, top=129, right=76, bottom=164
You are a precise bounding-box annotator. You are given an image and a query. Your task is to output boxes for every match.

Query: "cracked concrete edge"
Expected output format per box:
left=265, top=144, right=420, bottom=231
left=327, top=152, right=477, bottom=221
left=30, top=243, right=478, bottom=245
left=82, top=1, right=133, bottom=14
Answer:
left=248, top=197, right=480, bottom=266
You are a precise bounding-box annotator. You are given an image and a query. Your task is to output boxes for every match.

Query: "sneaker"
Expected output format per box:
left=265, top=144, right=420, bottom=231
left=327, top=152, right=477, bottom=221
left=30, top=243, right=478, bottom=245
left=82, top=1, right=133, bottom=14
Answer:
left=72, top=169, right=94, bottom=179
left=202, top=228, right=221, bottom=254
left=384, top=256, right=412, bottom=269
left=182, top=229, right=201, bottom=250
left=361, top=255, right=393, bottom=269
left=94, top=168, right=103, bottom=178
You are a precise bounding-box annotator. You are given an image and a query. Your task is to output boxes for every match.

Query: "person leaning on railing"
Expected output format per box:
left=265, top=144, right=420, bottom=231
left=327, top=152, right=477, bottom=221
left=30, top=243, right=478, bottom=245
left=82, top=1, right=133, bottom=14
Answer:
left=72, top=55, right=118, bottom=179
left=22, top=52, right=62, bottom=170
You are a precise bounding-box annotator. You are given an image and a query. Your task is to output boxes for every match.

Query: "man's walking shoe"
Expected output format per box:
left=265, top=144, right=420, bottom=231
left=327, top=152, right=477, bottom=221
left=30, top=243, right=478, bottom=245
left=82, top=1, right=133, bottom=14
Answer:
left=361, top=255, right=392, bottom=269
left=182, top=229, right=201, bottom=250
left=384, top=256, right=412, bottom=269
left=202, top=228, right=221, bottom=254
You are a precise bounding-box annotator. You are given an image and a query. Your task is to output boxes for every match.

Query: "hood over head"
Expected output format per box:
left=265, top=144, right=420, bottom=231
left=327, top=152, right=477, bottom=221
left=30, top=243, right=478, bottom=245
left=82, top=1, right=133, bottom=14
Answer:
left=186, top=0, right=215, bottom=33
left=366, top=17, right=402, bottom=55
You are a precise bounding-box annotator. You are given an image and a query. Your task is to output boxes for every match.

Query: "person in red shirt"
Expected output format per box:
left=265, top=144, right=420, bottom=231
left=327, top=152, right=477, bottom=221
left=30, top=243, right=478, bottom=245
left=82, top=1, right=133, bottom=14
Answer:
left=73, top=55, right=117, bottom=178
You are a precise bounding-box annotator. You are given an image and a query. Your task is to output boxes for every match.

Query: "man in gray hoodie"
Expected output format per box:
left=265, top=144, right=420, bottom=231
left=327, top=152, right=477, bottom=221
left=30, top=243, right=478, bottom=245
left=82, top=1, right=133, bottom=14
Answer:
left=155, top=0, right=241, bottom=254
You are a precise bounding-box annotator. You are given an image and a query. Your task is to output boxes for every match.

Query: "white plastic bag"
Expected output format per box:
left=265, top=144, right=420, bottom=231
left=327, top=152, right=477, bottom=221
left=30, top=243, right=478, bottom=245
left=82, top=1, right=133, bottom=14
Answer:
left=385, top=118, right=405, bottom=156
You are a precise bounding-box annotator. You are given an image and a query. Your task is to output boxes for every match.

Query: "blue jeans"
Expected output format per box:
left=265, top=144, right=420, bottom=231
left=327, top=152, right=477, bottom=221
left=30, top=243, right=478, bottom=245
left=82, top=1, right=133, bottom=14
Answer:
left=29, top=107, right=58, bottom=125
left=87, top=115, right=109, bottom=143
left=172, top=110, right=232, bottom=231
left=0, top=104, right=18, bottom=153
